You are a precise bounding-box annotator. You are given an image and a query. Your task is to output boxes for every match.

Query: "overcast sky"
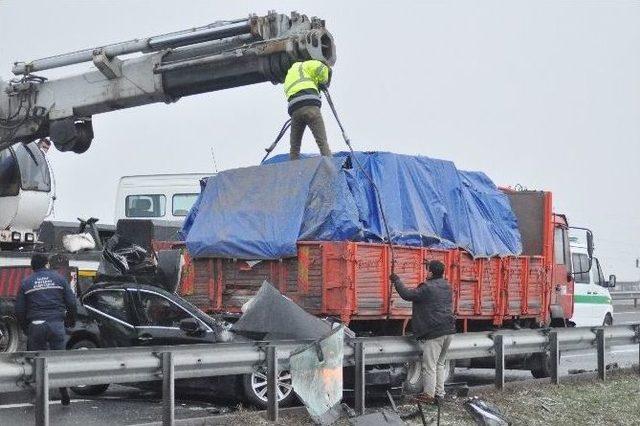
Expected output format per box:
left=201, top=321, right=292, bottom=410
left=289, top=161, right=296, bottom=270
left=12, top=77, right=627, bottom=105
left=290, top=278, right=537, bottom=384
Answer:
left=1, top=1, right=638, bottom=279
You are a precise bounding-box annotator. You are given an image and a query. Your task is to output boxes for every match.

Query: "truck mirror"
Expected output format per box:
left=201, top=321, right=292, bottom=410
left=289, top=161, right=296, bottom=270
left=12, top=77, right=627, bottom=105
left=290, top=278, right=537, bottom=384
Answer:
left=586, top=230, right=594, bottom=260
left=608, top=275, right=616, bottom=288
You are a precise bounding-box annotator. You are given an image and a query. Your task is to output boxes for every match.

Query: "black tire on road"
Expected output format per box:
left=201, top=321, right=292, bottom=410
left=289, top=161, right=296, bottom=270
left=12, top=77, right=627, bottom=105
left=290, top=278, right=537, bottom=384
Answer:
left=0, top=316, right=20, bottom=353
left=242, top=370, right=296, bottom=408
left=530, top=352, right=552, bottom=379
left=69, top=339, right=110, bottom=396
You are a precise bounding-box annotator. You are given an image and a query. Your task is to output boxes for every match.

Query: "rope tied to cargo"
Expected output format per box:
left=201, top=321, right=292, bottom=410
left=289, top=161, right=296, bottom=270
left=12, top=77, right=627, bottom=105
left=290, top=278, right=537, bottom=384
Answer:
left=261, top=118, right=292, bottom=164
left=321, top=87, right=397, bottom=278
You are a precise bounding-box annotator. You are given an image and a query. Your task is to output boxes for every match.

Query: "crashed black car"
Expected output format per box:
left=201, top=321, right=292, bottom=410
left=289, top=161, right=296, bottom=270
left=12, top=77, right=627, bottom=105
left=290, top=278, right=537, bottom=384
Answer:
left=76, top=281, right=296, bottom=407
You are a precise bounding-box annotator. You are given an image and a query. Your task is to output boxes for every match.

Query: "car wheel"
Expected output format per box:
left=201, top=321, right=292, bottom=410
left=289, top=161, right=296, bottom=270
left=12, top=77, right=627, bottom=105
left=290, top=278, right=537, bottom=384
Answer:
left=242, top=369, right=295, bottom=408
left=69, top=340, right=110, bottom=396
left=603, top=313, right=613, bottom=326
left=0, top=317, right=19, bottom=353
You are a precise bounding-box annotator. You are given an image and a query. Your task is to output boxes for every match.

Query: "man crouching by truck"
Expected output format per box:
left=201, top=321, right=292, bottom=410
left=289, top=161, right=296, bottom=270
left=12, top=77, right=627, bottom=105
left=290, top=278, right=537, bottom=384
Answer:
left=390, top=260, right=455, bottom=404
left=15, top=253, right=77, bottom=406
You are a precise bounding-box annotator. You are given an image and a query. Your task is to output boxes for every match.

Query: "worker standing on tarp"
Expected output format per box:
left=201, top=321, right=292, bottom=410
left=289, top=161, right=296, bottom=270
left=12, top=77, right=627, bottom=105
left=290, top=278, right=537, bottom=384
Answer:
left=283, top=60, right=332, bottom=160
left=390, top=260, right=456, bottom=404
left=15, top=253, right=77, bottom=406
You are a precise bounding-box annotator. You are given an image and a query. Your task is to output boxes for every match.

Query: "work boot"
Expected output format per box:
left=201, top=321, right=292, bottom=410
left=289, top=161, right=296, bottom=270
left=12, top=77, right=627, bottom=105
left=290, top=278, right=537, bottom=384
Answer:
left=59, top=387, right=70, bottom=406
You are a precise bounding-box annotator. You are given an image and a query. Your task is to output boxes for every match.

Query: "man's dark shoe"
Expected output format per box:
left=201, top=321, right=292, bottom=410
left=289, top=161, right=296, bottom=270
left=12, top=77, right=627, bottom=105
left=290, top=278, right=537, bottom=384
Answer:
left=411, top=393, right=436, bottom=405
left=60, top=388, right=70, bottom=406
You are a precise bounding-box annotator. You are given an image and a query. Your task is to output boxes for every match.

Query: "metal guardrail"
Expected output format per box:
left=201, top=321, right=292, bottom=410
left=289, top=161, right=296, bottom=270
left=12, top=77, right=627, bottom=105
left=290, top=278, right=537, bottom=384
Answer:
left=0, top=325, right=638, bottom=426
left=611, top=291, right=640, bottom=307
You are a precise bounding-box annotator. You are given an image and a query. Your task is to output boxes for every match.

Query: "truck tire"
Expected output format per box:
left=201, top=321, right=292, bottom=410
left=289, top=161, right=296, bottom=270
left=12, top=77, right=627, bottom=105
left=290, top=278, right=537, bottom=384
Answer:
left=242, top=370, right=295, bottom=408
left=603, top=313, right=613, bottom=326
left=0, top=316, right=19, bottom=353
left=530, top=353, right=552, bottom=379
left=69, top=340, right=110, bottom=396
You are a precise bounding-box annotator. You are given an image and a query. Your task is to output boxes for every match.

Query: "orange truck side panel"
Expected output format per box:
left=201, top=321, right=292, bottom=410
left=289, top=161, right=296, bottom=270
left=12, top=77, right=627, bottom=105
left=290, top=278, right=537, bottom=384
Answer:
left=182, top=241, right=550, bottom=326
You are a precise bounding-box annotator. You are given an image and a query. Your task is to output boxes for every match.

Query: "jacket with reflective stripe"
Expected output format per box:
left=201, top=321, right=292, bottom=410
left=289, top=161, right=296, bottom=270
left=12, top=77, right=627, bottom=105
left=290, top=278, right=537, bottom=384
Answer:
left=283, top=60, right=331, bottom=100
left=14, top=269, right=77, bottom=325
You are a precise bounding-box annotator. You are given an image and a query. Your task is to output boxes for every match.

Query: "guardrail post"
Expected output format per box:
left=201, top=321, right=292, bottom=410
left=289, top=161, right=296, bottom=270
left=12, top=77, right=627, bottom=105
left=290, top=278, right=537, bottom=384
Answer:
left=354, top=341, right=365, bottom=415
left=596, top=328, right=606, bottom=381
left=161, top=352, right=175, bottom=426
left=34, top=357, right=49, bottom=426
left=635, top=325, right=640, bottom=376
left=266, top=346, right=278, bottom=422
left=494, top=334, right=505, bottom=390
left=549, top=331, right=560, bottom=385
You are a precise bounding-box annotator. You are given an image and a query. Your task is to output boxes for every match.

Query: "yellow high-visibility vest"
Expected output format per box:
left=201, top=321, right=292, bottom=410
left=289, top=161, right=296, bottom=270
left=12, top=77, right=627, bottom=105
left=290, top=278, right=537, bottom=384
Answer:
left=283, top=60, right=330, bottom=99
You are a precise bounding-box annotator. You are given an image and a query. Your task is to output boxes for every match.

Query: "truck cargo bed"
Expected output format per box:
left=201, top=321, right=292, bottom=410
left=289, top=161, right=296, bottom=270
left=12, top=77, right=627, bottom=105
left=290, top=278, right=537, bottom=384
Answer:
left=178, top=241, right=549, bottom=327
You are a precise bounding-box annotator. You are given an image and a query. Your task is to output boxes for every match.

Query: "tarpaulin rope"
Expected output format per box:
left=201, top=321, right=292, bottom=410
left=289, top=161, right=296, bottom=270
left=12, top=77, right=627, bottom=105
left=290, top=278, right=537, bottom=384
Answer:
left=322, top=87, right=397, bottom=280
left=261, top=118, right=292, bottom=164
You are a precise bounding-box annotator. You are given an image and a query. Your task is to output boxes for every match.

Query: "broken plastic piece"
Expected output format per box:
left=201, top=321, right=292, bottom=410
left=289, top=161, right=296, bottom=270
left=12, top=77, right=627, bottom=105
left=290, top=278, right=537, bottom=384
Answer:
left=290, top=325, right=344, bottom=425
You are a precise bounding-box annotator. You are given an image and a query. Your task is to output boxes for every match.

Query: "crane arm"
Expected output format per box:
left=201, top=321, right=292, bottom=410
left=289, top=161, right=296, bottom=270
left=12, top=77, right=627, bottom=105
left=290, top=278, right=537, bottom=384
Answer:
left=0, top=11, right=336, bottom=153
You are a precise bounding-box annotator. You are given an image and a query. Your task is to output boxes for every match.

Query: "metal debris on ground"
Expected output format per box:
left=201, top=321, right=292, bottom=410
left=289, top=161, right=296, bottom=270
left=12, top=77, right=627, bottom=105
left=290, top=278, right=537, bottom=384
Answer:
left=463, top=397, right=510, bottom=426
left=348, top=409, right=405, bottom=426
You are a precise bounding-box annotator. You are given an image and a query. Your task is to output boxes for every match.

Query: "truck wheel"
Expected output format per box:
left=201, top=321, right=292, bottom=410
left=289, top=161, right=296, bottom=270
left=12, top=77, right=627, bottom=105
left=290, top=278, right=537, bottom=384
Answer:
left=242, top=369, right=295, bottom=408
left=69, top=340, right=110, bottom=396
left=603, top=313, right=613, bottom=326
left=530, top=353, right=551, bottom=379
left=0, top=316, right=19, bottom=353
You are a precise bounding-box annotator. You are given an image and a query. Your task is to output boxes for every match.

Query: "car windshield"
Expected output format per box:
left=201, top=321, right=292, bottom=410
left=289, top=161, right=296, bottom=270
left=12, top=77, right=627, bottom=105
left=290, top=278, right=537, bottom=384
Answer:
left=125, top=194, right=166, bottom=218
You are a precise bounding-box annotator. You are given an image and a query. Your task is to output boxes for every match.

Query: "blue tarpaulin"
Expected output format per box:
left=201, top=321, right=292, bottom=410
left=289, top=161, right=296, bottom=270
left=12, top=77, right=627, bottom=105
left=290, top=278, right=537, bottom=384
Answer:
left=183, top=152, right=522, bottom=259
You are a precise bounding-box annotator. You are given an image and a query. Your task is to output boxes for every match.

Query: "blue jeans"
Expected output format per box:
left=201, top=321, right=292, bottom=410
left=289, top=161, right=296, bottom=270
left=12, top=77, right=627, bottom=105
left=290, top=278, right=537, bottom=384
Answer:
left=27, top=321, right=66, bottom=351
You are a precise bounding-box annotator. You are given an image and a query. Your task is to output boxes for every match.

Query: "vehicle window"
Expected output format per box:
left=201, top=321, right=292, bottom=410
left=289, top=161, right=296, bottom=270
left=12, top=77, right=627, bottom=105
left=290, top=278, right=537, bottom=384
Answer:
left=564, top=230, right=572, bottom=273
left=0, top=148, right=20, bottom=197
left=572, top=253, right=590, bottom=283
left=125, top=194, right=166, bottom=218
left=172, top=193, right=198, bottom=216
left=13, top=143, right=51, bottom=192
left=84, top=290, right=131, bottom=324
left=554, top=228, right=565, bottom=265
left=138, top=291, right=191, bottom=328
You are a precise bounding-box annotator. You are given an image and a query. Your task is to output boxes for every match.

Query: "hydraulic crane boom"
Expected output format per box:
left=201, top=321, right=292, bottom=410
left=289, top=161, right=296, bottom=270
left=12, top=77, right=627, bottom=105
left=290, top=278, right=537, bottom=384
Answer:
left=0, top=11, right=336, bottom=153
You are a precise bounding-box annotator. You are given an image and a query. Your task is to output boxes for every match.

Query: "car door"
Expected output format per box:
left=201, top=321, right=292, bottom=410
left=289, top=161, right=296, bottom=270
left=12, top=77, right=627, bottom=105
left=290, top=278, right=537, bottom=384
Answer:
left=82, top=289, right=138, bottom=347
left=129, top=288, right=215, bottom=346
left=589, top=258, right=612, bottom=325
left=571, top=252, right=595, bottom=326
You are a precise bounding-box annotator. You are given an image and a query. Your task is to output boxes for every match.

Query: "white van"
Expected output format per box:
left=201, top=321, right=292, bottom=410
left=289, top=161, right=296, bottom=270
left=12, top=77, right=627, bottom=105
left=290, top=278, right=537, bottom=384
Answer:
left=115, top=174, right=210, bottom=225
left=569, top=230, right=616, bottom=327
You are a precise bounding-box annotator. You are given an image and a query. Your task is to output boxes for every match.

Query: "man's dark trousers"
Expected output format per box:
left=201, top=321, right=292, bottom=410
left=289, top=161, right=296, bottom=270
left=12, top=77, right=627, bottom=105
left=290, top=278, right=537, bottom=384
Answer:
left=27, top=321, right=70, bottom=404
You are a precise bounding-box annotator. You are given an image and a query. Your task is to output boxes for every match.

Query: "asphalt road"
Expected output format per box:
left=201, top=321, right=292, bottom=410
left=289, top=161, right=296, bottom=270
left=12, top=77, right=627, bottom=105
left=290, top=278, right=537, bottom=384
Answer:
left=1, top=304, right=638, bottom=425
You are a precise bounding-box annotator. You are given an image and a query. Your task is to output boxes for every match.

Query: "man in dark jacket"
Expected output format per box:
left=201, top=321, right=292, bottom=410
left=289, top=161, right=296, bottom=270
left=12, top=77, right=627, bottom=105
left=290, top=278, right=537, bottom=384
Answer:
left=15, top=253, right=77, bottom=406
left=390, top=260, right=455, bottom=403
